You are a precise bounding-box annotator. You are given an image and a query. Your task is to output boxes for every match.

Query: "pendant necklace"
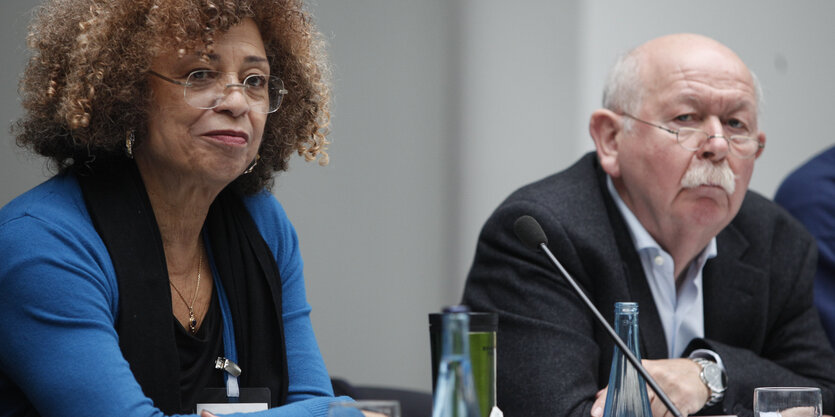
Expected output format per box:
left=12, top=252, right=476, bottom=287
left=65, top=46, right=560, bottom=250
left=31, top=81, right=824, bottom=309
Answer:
left=170, top=249, right=203, bottom=334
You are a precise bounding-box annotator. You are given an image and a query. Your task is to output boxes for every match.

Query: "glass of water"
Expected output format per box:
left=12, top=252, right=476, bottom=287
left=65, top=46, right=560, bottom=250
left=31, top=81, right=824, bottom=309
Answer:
left=754, top=387, right=822, bottom=417
left=327, top=400, right=401, bottom=417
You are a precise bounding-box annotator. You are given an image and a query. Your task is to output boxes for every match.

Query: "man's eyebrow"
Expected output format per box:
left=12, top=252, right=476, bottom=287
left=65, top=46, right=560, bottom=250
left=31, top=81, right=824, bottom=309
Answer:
left=727, top=100, right=757, bottom=114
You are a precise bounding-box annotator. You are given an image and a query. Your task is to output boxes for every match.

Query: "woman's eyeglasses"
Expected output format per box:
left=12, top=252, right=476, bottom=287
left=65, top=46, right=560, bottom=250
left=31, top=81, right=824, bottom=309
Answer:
left=148, top=70, right=288, bottom=114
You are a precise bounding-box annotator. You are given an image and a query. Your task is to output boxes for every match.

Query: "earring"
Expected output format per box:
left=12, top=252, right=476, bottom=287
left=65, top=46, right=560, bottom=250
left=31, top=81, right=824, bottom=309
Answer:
left=125, top=130, right=135, bottom=159
left=243, top=154, right=260, bottom=174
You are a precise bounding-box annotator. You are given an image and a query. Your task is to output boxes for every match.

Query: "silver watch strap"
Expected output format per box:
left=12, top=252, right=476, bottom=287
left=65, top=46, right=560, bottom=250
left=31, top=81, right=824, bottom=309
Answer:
left=692, top=357, right=725, bottom=407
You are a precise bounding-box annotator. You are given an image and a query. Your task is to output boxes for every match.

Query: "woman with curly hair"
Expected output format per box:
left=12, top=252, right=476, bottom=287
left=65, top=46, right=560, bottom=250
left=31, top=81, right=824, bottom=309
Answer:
left=0, top=0, right=346, bottom=415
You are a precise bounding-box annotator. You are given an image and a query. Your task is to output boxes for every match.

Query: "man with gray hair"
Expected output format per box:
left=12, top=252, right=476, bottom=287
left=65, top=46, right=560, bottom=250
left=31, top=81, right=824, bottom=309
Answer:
left=462, top=33, right=835, bottom=417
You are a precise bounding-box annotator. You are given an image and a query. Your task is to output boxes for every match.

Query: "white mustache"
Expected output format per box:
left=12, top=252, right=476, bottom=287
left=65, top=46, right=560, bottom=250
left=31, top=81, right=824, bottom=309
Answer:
left=680, top=159, right=736, bottom=194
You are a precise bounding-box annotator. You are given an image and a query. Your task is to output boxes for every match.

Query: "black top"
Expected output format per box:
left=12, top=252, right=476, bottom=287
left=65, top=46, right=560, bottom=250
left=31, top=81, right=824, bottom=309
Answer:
left=78, top=161, right=289, bottom=412
left=174, top=291, right=225, bottom=413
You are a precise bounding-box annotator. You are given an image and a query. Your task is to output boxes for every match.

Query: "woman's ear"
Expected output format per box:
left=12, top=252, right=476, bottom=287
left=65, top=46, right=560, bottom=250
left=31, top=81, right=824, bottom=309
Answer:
left=589, top=109, right=623, bottom=178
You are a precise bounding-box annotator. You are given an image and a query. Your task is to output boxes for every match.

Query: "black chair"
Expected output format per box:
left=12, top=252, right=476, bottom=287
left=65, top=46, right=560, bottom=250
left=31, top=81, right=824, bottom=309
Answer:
left=331, top=377, right=433, bottom=417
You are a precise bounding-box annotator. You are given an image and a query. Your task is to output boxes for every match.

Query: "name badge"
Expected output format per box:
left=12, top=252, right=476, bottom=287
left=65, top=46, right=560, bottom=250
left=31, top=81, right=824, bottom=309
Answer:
left=196, top=387, right=271, bottom=414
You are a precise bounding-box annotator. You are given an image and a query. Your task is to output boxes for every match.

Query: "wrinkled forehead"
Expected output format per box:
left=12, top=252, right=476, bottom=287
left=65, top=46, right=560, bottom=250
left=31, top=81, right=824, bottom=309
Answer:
left=637, top=36, right=759, bottom=111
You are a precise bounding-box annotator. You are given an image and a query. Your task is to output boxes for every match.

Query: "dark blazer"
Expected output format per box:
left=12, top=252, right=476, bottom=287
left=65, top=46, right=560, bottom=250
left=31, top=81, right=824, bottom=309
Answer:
left=462, top=153, right=835, bottom=417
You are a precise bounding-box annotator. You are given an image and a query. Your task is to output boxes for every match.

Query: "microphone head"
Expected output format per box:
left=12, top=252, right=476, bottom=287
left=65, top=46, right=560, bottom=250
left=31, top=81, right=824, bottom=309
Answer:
left=514, top=215, right=548, bottom=250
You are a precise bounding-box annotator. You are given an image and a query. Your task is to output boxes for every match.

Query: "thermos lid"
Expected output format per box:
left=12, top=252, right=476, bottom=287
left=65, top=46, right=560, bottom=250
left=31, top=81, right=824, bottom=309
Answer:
left=429, top=309, right=498, bottom=332
left=443, top=305, right=470, bottom=314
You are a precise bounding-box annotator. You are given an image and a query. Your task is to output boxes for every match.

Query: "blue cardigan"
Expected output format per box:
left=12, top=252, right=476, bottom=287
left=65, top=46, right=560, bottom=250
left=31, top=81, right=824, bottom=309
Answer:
left=0, top=174, right=346, bottom=417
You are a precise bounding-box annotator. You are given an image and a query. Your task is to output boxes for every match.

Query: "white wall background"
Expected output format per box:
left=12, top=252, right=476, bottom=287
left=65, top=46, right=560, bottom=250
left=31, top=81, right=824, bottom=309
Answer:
left=1, top=0, right=833, bottom=393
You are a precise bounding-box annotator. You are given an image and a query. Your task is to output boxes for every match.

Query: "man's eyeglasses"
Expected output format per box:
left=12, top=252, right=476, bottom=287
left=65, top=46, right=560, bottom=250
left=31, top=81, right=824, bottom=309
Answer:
left=621, top=113, right=764, bottom=159
left=148, top=70, right=288, bottom=114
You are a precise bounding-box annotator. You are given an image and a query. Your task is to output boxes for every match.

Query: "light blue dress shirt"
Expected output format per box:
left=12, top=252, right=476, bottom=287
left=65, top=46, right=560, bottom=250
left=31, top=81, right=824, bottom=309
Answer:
left=606, top=176, right=717, bottom=358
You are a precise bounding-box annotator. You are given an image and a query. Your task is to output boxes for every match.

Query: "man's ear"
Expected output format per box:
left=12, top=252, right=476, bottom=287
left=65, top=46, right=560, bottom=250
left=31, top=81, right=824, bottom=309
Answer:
left=589, top=108, right=623, bottom=177
left=754, top=131, right=766, bottom=159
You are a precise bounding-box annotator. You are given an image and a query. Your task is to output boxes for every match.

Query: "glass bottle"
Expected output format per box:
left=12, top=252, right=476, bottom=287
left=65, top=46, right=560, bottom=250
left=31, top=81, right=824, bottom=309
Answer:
left=432, top=305, right=481, bottom=417
left=603, top=302, right=652, bottom=417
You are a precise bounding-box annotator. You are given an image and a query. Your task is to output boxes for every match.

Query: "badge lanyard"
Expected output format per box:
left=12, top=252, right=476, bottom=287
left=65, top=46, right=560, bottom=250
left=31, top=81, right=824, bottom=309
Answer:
left=204, top=234, right=241, bottom=400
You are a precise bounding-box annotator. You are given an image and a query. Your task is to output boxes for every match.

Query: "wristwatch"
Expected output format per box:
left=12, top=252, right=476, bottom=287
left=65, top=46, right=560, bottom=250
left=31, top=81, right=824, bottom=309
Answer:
left=691, top=357, right=727, bottom=407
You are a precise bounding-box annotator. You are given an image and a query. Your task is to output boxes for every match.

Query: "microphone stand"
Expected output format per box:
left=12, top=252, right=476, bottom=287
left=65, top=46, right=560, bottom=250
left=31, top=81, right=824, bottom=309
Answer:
left=538, top=242, right=683, bottom=417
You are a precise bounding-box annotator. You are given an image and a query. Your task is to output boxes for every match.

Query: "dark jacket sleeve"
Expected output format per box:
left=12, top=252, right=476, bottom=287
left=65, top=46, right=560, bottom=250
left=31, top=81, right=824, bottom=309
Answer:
left=687, top=202, right=835, bottom=417
left=462, top=197, right=610, bottom=417
left=774, top=146, right=835, bottom=346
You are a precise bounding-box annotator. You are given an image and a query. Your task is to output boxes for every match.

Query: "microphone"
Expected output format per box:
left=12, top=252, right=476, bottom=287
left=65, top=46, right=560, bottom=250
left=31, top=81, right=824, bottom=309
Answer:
left=513, top=215, right=683, bottom=417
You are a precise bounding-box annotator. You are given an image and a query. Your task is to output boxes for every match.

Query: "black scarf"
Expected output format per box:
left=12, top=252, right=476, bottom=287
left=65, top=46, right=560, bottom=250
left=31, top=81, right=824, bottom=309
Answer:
left=78, top=161, right=289, bottom=413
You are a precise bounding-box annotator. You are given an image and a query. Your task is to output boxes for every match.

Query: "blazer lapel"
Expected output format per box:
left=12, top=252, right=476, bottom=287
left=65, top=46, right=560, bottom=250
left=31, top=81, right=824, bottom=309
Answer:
left=703, top=223, right=767, bottom=346
left=596, top=165, right=669, bottom=360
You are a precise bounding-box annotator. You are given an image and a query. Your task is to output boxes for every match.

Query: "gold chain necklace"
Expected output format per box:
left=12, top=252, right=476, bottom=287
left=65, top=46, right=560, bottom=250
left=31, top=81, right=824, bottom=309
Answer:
left=169, top=249, right=202, bottom=334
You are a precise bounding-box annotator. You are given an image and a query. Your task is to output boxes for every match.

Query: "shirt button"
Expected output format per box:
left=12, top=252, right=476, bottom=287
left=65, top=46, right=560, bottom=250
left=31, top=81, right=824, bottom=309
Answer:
left=654, top=255, right=664, bottom=266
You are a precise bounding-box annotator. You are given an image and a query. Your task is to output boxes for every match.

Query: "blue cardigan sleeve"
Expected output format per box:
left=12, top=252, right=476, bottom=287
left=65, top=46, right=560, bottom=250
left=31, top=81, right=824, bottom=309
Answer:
left=0, top=178, right=180, bottom=417
left=0, top=178, right=348, bottom=417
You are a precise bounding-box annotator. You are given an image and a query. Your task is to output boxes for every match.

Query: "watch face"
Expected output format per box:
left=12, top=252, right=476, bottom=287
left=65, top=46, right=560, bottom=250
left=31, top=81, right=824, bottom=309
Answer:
left=703, top=364, right=724, bottom=389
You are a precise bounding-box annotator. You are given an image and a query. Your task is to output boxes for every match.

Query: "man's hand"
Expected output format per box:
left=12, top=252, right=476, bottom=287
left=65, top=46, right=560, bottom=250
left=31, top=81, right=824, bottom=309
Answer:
left=590, top=358, right=709, bottom=417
